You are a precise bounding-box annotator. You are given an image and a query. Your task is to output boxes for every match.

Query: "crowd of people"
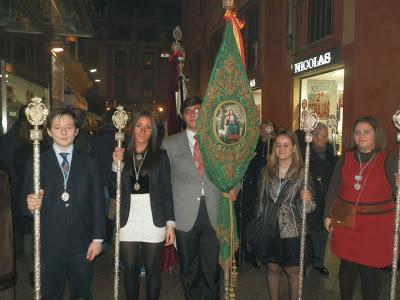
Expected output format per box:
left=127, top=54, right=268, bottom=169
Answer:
left=0, top=98, right=399, bottom=300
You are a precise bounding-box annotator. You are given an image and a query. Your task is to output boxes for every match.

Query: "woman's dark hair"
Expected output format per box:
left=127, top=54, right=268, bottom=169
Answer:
left=46, top=107, right=80, bottom=129
left=124, top=111, right=158, bottom=176
left=348, top=115, right=387, bottom=151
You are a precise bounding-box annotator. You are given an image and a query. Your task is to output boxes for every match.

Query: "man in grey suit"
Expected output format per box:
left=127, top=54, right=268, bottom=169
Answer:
left=162, top=97, right=237, bottom=300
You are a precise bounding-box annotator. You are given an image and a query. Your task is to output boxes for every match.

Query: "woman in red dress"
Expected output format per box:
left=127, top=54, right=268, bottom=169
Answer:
left=324, top=116, right=400, bottom=300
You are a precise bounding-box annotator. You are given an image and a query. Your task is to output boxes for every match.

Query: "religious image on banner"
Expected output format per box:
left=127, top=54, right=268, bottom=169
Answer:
left=214, top=102, right=246, bottom=145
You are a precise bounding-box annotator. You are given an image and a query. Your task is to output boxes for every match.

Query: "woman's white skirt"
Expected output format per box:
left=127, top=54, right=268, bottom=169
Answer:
left=120, top=193, right=165, bottom=243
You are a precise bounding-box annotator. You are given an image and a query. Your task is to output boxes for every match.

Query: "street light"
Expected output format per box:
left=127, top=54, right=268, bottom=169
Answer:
left=90, top=68, right=97, bottom=73
left=51, top=47, right=64, bottom=53
left=94, top=79, right=101, bottom=82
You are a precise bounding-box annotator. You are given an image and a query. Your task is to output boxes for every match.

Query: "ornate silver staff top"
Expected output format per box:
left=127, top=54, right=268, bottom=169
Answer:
left=25, top=96, right=48, bottom=128
left=300, top=109, right=319, bottom=139
left=223, top=0, right=234, bottom=9
left=326, top=114, right=338, bottom=133
left=394, top=110, right=400, bottom=133
left=112, top=105, right=129, bottom=146
left=265, top=121, right=275, bottom=140
left=171, top=27, right=185, bottom=58
left=112, top=106, right=128, bottom=131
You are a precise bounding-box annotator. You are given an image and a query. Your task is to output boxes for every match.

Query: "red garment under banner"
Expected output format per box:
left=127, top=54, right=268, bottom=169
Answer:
left=331, top=151, right=394, bottom=268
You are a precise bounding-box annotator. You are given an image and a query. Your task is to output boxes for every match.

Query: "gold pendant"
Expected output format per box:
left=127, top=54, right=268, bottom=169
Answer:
left=136, top=153, right=143, bottom=160
left=354, top=182, right=361, bottom=191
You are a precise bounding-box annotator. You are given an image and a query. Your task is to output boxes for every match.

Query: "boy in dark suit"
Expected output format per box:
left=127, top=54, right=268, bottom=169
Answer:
left=22, top=107, right=105, bottom=299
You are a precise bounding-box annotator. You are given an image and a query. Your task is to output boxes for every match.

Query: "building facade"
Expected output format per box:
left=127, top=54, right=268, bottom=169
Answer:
left=182, top=0, right=400, bottom=151
left=81, top=1, right=181, bottom=117
left=0, top=0, right=94, bottom=133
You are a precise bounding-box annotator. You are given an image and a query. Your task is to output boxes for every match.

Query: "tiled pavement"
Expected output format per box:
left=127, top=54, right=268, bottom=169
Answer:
left=14, top=236, right=395, bottom=299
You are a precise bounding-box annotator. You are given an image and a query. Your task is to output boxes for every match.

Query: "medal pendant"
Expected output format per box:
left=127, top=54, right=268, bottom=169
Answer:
left=194, top=161, right=199, bottom=168
left=136, top=153, right=143, bottom=160
left=354, top=182, right=361, bottom=191
left=134, top=182, right=141, bottom=191
left=61, top=192, right=70, bottom=202
left=355, top=175, right=362, bottom=181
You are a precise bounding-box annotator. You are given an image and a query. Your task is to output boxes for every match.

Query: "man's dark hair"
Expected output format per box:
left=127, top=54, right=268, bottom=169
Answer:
left=180, top=97, right=203, bottom=115
left=46, top=107, right=79, bottom=129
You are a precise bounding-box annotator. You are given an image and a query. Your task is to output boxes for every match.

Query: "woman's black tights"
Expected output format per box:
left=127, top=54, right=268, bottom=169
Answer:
left=120, top=241, right=164, bottom=300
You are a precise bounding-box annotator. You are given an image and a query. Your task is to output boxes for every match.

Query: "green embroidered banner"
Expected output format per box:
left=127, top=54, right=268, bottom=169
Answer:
left=197, top=21, right=259, bottom=270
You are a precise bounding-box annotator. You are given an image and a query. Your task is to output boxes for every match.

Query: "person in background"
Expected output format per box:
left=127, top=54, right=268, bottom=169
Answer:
left=72, top=108, right=92, bottom=153
left=324, top=116, right=400, bottom=300
left=112, top=111, right=175, bottom=300
left=247, top=129, right=315, bottom=300
left=91, top=110, right=116, bottom=246
left=0, top=162, right=15, bottom=299
left=307, top=123, right=337, bottom=275
left=236, top=121, right=273, bottom=268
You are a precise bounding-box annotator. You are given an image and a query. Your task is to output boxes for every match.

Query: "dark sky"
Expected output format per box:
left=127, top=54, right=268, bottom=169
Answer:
left=92, top=0, right=181, bottom=25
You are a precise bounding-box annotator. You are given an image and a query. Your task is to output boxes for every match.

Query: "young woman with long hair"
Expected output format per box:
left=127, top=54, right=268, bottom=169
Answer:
left=113, top=111, right=175, bottom=300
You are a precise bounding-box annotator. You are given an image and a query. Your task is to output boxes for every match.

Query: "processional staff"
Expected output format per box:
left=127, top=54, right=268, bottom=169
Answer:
left=390, top=110, right=400, bottom=300
left=112, top=106, right=128, bottom=300
left=298, top=109, right=318, bottom=300
left=25, top=96, right=49, bottom=300
left=327, top=115, right=338, bottom=155
left=265, top=121, right=274, bottom=156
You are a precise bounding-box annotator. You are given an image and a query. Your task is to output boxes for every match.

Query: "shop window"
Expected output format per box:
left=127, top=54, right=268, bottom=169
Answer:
left=308, top=0, right=333, bottom=43
left=299, top=68, right=344, bottom=153
left=143, top=53, right=154, bottom=69
left=115, top=75, right=127, bottom=100
left=246, top=5, right=258, bottom=70
left=114, top=50, right=127, bottom=69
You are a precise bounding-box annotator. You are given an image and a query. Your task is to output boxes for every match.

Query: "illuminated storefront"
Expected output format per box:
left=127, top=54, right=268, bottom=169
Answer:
left=292, top=49, right=344, bottom=154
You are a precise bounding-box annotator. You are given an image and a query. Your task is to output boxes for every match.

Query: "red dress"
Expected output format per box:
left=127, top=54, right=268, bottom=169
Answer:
left=331, top=151, right=394, bottom=267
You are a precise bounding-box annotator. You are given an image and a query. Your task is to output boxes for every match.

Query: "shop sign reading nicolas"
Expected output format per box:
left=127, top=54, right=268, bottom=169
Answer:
left=292, top=48, right=339, bottom=75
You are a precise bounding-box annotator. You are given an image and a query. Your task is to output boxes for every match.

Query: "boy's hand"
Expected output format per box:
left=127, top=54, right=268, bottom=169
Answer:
left=86, top=241, right=102, bottom=261
left=27, top=189, right=44, bottom=211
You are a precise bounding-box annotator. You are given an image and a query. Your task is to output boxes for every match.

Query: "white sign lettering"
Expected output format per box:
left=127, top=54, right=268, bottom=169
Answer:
left=293, top=52, right=332, bottom=74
